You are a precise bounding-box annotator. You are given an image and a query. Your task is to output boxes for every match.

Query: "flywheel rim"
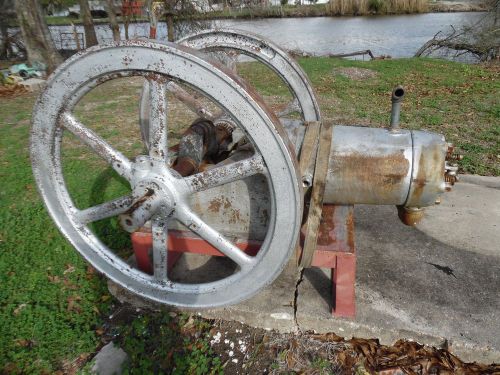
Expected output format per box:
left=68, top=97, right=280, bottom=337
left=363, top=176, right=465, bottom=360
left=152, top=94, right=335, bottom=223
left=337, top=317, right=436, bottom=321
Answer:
left=31, top=40, right=302, bottom=308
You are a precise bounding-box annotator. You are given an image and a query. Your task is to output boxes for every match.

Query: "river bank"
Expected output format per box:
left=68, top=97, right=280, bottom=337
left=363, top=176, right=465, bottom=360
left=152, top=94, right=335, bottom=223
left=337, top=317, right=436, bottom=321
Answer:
left=43, top=0, right=490, bottom=26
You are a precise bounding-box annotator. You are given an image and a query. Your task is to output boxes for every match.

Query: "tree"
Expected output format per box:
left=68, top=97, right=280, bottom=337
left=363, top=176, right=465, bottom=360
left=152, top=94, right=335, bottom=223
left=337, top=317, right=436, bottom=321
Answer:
left=14, top=0, right=62, bottom=73
left=147, top=0, right=208, bottom=42
left=0, top=0, right=15, bottom=59
left=79, top=0, right=98, bottom=47
left=415, top=0, right=499, bottom=61
left=105, top=0, right=120, bottom=42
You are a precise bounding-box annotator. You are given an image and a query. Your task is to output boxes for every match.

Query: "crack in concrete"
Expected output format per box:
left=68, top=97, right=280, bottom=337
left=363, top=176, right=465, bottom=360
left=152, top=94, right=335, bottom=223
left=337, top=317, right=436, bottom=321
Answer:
left=293, top=266, right=305, bottom=333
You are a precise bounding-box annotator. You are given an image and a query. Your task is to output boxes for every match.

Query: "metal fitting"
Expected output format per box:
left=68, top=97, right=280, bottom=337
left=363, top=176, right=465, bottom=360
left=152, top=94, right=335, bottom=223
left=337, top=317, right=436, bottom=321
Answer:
left=390, top=85, right=405, bottom=131
left=397, top=206, right=425, bottom=226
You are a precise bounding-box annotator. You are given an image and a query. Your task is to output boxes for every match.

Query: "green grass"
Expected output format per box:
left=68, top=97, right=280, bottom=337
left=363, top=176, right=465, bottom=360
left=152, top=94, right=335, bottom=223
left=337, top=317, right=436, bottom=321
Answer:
left=0, top=95, right=114, bottom=373
left=239, top=57, right=500, bottom=175
left=117, top=313, right=223, bottom=374
left=0, top=57, right=498, bottom=373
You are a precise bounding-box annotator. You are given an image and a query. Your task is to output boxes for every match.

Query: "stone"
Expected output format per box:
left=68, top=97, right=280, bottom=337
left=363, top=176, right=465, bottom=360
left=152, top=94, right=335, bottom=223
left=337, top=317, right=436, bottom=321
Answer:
left=91, top=342, right=128, bottom=375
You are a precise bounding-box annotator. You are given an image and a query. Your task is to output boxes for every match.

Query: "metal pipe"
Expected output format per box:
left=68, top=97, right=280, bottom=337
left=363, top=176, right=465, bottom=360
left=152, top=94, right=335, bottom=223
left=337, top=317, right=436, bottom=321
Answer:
left=390, top=85, right=405, bottom=131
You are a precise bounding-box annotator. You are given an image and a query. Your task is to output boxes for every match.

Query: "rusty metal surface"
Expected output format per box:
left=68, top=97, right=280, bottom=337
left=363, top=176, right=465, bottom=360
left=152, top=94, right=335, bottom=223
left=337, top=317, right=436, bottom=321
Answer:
left=316, top=205, right=355, bottom=252
left=323, top=126, right=447, bottom=209
left=324, top=126, right=413, bottom=205
left=404, top=130, right=447, bottom=207
left=397, top=206, right=425, bottom=226
left=31, top=40, right=302, bottom=309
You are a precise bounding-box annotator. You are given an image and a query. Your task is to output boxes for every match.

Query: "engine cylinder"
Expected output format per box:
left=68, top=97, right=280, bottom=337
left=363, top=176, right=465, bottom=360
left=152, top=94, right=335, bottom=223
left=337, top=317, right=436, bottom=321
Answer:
left=323, top=125, right=447, bottom=208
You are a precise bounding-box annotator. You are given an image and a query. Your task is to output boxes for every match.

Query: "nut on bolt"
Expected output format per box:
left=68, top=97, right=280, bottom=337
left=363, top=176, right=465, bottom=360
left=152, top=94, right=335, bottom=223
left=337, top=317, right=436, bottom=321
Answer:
left=444, top=143, right=462, bottom=192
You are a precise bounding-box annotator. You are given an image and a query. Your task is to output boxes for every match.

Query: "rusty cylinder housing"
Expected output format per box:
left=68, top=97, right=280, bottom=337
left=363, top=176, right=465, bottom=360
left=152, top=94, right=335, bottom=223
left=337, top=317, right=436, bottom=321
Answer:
left=323, top=126, right=447, bottom=208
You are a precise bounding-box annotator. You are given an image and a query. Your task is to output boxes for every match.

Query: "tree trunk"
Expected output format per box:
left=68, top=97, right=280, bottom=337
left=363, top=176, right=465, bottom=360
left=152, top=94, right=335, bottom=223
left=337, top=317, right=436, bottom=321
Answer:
left=14, top=0, right=63, bottom=74
left=79, top=0, right=98, bottom=47
left=124, top=16, right=130, bottom=40
left=105, top=0, right=120, bottom=42
left=166, top=14, right=174, bottom=42
left=0, top=21, right=9, bottom=59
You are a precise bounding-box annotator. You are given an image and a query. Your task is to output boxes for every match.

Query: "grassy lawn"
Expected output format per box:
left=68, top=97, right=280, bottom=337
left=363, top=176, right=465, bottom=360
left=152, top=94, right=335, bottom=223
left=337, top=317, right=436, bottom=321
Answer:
left=0, top=57, right=498, bottom=373
left=242, top=57, right=499, bottom=176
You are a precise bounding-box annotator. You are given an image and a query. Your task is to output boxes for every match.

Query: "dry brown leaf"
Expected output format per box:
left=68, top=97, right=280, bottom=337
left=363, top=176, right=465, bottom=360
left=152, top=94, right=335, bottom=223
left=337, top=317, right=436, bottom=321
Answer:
left=48, top=275, right=60, bottom=283
left=67, top=295, right=82, bottom=313
left=14, top=338, right=35, bottom=348
left=64, top=264, right=76, bottom=274
left=310, top=332, right=345, bottom=343
left=62, top=278, right=79, bottom=290
left=13, top=303, right=27, bottom=316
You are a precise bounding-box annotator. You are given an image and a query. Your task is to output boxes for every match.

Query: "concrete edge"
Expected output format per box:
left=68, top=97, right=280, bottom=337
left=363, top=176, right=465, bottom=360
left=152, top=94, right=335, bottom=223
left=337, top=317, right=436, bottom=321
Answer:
left=459, top=174, right=500, bottom=189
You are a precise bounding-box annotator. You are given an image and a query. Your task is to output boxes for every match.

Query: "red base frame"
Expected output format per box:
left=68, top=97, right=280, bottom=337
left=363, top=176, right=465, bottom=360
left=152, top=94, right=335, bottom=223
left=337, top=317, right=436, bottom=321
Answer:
left=131, top=204, right=356, bottom=318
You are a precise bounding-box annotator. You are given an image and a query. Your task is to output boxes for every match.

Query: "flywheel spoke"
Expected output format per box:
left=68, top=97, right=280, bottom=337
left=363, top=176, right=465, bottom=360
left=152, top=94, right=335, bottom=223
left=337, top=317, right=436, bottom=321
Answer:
left=76, top=194, right=135, bottom=224
left=183, top=155, right=265, bottom=194
left=61, top=112, right=133, bottom=181
left=152, top=217, right=168, bottom=281
left=147, top=76, right=169, bottom=161
left=176, top=207, right=254, bottom=268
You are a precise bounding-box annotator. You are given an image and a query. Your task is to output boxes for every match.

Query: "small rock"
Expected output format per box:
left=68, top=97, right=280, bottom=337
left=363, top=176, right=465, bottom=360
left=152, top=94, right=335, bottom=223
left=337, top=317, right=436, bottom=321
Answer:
left=91, top=342, right=128, bottom=375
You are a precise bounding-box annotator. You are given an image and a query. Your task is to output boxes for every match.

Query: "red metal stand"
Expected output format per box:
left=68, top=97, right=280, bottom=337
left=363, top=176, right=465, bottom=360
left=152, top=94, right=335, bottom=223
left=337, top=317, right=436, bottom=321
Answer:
left=310, top=205, right=356, bottom=318
left=131, top=204, right=356, bottom=318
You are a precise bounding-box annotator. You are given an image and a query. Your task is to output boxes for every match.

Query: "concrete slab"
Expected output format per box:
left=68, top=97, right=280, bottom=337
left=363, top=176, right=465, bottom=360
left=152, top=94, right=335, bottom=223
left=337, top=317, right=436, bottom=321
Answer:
left=109, top=253, right=299, bottom=332
left=296, top=180, right=500, bottom=363
left=109, top=176, right=500, bottom=363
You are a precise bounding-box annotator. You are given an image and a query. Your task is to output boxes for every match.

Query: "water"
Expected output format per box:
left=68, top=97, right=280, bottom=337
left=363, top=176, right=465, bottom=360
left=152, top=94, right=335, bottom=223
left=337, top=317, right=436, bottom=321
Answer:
left=47, top=12, right=486, bottom=58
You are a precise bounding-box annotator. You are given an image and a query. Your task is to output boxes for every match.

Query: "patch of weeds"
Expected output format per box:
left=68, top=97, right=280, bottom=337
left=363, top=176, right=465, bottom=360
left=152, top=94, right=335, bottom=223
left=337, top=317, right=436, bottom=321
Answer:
left=116, top=312, right=222, bottom=374
left=311, top=356, right=334, bottom=373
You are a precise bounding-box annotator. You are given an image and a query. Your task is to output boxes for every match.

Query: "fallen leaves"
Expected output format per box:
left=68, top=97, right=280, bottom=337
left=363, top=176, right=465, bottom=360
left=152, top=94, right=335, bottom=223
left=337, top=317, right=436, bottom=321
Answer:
left=63, top=264, right=76, bottom=275
left=67, top=295, right=82, bottom=313
left=306, top=333, right=500, bottom=375
left=0, top=84, right=29, bottom=98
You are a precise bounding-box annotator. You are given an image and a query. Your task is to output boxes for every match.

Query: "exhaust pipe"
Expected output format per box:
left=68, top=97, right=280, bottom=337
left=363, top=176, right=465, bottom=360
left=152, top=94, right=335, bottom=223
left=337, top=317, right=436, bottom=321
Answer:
left=390, top=85, right=405, bottom=131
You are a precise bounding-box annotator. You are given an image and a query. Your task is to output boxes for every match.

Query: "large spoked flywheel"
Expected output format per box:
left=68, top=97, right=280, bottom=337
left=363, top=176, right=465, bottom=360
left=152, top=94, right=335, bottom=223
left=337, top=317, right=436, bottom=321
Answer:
left=31, top=40, right=302, bottom=308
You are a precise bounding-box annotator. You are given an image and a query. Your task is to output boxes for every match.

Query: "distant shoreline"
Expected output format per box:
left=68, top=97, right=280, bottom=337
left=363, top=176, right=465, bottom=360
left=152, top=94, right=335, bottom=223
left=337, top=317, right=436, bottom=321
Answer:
left=43, top=2, right=490, bottom=27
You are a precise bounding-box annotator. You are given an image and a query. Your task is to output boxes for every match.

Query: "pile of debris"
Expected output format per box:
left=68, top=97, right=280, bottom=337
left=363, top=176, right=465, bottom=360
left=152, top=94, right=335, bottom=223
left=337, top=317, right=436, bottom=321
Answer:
left=0, top=62, right=46, bottom=97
